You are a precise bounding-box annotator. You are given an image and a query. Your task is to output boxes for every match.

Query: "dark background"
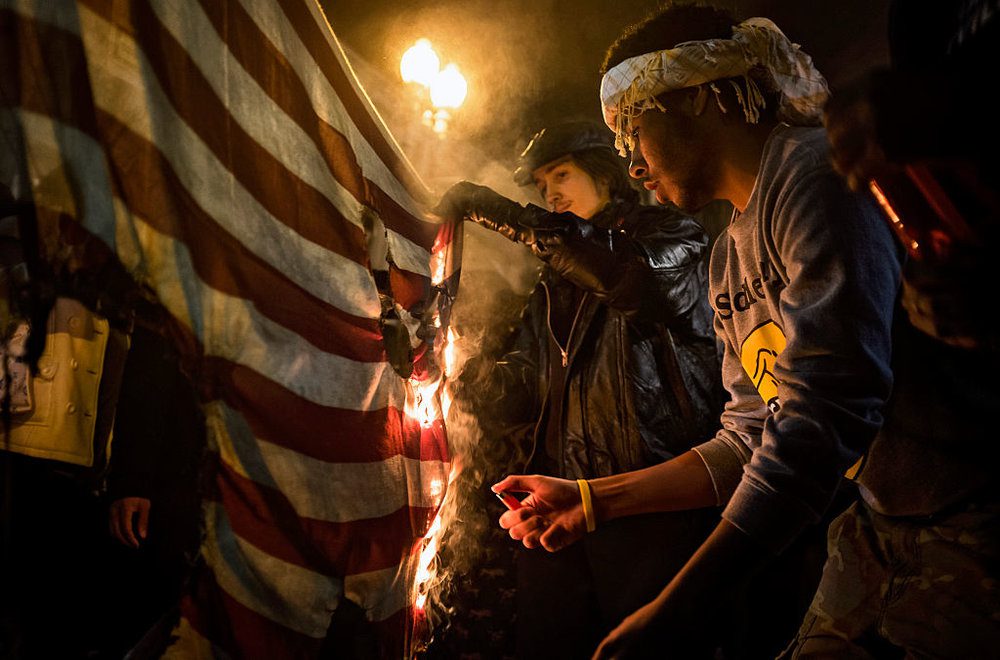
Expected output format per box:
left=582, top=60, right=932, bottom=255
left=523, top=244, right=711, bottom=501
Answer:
left=324, top=0, right=891, bottom=174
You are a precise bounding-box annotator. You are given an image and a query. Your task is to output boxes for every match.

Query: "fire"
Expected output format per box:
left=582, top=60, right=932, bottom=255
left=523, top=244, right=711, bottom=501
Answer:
left=443, top=328, right=459, bottom=378
left=440, top=385, right=453, bottom=423
left=404, top=379, right=440, bottom=429
left=430, top=249, right=447, bottom=286
left=429, top=478, right=444, bottom=498
left=412, top=461, right=458, bottom=617
left=439, top=328, right=459, bottom=419
left=413, top=512, right=443, bottom=610
left=403, top=318, right=463, bottom=646
left=403, top=327, right=461, bottom=428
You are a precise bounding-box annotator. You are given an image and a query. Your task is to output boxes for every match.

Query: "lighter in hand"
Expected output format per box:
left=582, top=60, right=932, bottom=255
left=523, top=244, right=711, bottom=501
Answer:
left=494, top=490, right=522, bottom=510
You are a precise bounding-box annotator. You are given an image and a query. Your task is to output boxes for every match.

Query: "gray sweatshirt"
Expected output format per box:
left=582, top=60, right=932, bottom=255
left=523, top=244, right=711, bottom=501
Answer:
left=693, top=124, right=901, bottom=552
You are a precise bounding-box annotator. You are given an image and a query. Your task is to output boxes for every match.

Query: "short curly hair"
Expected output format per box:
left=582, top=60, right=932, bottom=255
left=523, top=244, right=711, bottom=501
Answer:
left=602, top=3, right=736, bottom=74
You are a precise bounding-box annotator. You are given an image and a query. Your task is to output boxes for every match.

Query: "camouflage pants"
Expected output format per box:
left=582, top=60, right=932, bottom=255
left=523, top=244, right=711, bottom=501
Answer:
left=781, top=499, right=1000, bottom=659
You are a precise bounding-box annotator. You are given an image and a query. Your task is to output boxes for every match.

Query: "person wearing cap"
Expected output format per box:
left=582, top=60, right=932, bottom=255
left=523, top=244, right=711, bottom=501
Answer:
left=487, top=4, right=993, bottom=658
left=433, top=120, right=725, bottom=659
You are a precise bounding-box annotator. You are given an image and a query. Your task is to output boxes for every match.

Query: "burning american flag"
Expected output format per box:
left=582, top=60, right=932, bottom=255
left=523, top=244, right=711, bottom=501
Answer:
left=1, top=0, right=460, bottom=656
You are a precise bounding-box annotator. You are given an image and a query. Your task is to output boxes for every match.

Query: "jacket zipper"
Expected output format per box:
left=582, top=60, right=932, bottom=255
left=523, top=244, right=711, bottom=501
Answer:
left=542, top=280, right=589, bottom=477
left=543, top=280, right=588, bottom=368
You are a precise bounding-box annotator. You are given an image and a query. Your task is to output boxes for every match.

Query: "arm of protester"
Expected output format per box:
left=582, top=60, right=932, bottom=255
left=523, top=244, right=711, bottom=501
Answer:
left=690, top=314, right=766, bottom=506
left=108, top=496, right=151, bottom=549
left=618, top=206, right=709, bottom=321
left=593, top=520, right=769, bottom=659
left=493, top=450, right=716, bottom=552
left=530, top=206, right=708, bottom=322
left=431, top=181, right=546, bottom=244
left=493, top=475, right=584, bottom=551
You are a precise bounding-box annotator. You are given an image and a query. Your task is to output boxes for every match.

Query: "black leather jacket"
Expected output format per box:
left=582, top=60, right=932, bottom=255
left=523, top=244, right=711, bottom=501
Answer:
left=486, top=200, right=725, bottom=479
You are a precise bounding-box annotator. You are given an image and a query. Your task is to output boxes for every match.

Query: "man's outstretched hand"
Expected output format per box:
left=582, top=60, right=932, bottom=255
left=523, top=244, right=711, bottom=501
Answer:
left=492, top=474, right=587, bottom=552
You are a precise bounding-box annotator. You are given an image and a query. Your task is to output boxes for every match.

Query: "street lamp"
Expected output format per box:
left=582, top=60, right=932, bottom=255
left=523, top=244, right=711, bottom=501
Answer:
left=400, top=38, right=440, bottom=88
left=400, top=39, right=467, bottom=136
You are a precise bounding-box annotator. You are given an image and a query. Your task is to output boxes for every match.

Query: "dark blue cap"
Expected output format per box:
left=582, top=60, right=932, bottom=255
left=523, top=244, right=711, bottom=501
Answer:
left=512, top=121, right=614, bottom=186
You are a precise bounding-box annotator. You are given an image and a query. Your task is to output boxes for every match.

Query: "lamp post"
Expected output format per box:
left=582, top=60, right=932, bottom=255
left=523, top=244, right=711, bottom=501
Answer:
left=400, top=39, right=467, bottom=138
left=400, top=38, right=440, bottom=88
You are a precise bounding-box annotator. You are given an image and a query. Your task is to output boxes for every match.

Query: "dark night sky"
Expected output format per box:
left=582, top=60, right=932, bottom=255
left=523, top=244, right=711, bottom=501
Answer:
left=323, top=0, right=890, bottom=179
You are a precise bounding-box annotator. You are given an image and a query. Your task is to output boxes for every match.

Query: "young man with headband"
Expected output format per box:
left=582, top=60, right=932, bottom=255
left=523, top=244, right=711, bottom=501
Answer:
left=489, top=4, right=997, bottom=657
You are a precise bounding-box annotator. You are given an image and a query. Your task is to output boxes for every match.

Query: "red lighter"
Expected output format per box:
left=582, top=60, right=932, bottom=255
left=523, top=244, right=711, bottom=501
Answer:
left=494, top=490, right=522, bottom=510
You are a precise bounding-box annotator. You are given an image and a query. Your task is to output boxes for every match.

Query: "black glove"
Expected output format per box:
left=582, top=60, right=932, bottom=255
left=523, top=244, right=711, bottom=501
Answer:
left=531, top=217, right=641, bottom=300
left=432, top=181, right=551, bottom=244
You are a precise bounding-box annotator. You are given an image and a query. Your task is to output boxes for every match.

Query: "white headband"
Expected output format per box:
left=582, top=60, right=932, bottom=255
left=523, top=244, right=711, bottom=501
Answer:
left=599, top=17, right=830, bottom=155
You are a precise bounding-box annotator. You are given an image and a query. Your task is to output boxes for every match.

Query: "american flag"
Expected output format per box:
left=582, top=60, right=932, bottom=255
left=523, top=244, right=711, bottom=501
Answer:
left=1, top=0, right=458, bottom=656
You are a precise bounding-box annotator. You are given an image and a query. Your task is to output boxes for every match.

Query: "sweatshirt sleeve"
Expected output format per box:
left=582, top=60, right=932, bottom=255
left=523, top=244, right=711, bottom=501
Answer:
left=692, top=314, right=766, bottom=504
left=698, top=159, right=900, bottom=552
left=723, top=166, right=901, bottom=553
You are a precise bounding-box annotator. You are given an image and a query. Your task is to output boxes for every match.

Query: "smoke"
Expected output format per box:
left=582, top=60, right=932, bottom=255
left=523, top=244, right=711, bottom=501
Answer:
left=416, top=281, right=537, bottom=655
left=416, top=174, right=541, bottom=649
left=338, top=21, right=545, bottom=649
left=326, top=0, right=676, bottom=166
left=335, top=1, right=739, bottom=650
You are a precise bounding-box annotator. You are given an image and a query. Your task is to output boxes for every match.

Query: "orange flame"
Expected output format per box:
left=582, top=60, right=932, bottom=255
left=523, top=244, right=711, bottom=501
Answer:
left=443, top=328, right=458, bottom=378
left=404, top=327, right=462, bottom=428
left=404, top=321, right=462, bottom=625
left=413, top=513, right=442, bottom=610
left=404, top=379, right=440, bottom=429
left=430, top=249, right=447, bottom=286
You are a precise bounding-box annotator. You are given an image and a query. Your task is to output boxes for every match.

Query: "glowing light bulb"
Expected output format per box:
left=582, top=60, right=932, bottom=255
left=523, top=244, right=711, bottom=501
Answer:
left=400, top=39, right=440, bottom=87
left=430, top=64, right=467, bottom=109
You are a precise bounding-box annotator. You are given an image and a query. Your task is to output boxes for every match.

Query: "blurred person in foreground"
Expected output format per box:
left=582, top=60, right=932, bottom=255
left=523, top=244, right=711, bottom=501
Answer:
left=796, top=1, right=1000, bottom=657
left=824, top=0, right=1000, bottom=350
left=495, top=4, right=997, bottom=658
left=433, top=120, right=724, bottom=659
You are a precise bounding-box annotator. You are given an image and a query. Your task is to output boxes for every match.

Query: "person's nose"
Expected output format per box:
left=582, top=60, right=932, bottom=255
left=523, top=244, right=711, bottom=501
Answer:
left=546, top=187, right=562, bottom=209
left=629, top=150, right=647, bottom=179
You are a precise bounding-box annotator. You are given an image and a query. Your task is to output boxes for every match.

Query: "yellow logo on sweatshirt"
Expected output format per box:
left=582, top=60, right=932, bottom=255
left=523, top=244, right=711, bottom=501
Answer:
left=739, top=321, right=786, bottom=413
left=737, top=319, right=865, bottom=479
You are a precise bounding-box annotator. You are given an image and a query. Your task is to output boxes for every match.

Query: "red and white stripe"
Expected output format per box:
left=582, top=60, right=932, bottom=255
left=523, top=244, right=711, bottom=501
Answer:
left=1, top=0, right=457, bottom=655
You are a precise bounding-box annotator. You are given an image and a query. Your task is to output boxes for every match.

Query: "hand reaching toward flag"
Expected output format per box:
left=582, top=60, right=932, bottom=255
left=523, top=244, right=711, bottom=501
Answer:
left=491, top=474, right=589, bottom=552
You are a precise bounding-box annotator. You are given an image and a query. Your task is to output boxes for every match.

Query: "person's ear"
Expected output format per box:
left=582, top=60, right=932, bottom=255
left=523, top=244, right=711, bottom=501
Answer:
left=597, top=177, right=611, bottom=201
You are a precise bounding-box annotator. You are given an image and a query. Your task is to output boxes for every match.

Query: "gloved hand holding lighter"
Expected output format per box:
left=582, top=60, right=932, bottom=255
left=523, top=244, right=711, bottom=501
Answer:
left=529, top=219, right=632, bottom=298
left=433, top=181, right=643, bottom=306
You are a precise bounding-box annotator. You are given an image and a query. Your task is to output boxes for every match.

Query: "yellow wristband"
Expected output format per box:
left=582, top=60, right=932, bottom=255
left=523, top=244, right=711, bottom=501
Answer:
left=577, top=479, right=597, bottom=533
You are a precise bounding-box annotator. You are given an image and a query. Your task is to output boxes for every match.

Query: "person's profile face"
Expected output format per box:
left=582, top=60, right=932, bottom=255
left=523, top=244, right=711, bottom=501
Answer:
left=627, top=93, right=719, bottom=213
left=531, top=156, right=609, bottom=220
